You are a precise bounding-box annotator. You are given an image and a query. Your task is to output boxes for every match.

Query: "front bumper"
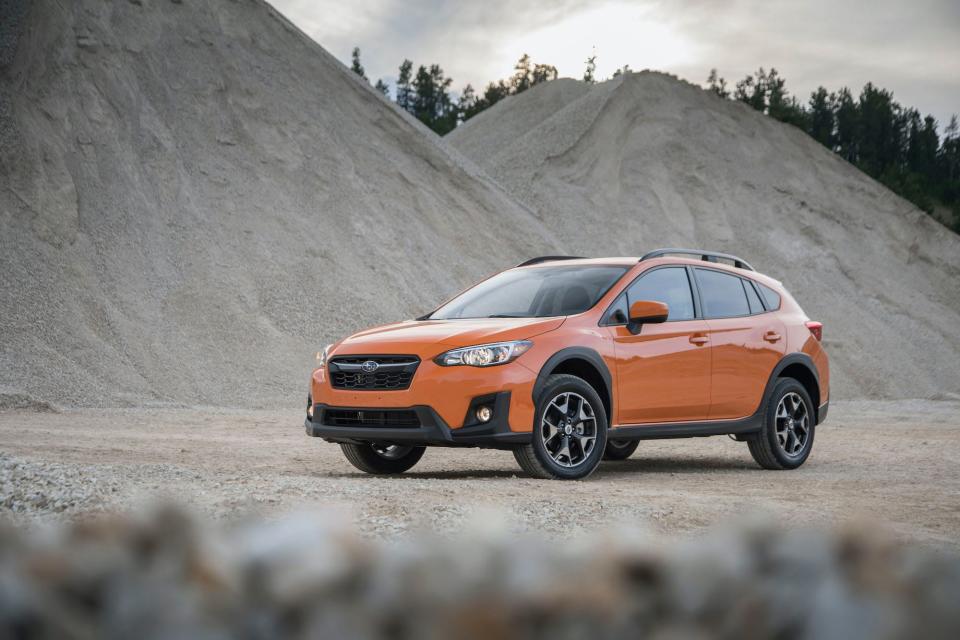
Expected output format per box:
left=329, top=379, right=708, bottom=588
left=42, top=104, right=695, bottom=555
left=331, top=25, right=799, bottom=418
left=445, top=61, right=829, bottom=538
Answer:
left=305, top=391, right=530, bottom=449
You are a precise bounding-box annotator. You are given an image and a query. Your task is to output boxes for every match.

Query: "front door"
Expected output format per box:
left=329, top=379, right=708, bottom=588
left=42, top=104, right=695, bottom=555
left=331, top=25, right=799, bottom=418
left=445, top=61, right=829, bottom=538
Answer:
left=608, top=266, right=711, bottom=424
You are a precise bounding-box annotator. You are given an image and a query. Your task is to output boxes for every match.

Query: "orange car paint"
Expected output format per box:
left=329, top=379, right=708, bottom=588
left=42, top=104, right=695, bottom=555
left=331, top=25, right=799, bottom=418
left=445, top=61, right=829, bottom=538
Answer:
left=310, top=257, right=829, bottom=434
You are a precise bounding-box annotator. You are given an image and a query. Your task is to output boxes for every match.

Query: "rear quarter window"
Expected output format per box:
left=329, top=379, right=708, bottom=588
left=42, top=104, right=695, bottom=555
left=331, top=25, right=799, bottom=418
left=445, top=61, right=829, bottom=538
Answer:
left=756, top=283, right=782, bottom=310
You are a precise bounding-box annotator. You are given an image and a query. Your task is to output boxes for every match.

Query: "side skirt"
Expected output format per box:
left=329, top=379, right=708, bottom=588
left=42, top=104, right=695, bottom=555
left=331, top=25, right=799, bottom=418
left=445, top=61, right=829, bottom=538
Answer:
left=609, top=412, right=763, bottom=441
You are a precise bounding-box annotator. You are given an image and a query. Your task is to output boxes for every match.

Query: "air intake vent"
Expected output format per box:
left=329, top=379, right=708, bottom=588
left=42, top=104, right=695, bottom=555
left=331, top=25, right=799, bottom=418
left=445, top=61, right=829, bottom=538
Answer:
left=323, top=409, right=420, bottom=428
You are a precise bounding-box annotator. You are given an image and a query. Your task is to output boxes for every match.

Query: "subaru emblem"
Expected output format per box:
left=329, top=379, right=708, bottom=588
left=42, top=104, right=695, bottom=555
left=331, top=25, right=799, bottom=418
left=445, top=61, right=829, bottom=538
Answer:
left=361, top=360, right=379, bottom=373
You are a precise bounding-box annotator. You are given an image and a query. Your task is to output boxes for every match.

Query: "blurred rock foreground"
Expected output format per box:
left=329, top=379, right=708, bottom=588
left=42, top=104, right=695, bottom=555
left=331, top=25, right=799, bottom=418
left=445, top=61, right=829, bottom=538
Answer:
left=0, top=506, right=958, bottom=639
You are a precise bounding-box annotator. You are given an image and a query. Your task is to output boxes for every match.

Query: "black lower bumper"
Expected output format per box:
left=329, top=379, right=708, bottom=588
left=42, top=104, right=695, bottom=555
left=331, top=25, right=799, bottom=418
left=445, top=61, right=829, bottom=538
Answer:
left=304, top=392, right=530, bottom=449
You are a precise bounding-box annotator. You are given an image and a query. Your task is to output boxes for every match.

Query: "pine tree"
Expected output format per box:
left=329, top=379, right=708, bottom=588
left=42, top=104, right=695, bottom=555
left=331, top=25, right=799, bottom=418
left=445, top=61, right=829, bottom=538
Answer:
left=458, top=84, right=479, bottom=122
left=707, top=69, right=728, bottom=98
left=411, top=64, right=457, bottom=135
left=512, top=54, right=533, bottom=93
left=374, top=79, right=389, bottom=97
left=808, top=87, right=834, bottom=147
left=396, top=60, right=414, bottom=113
left=350, top=47, right=367, bottom=82
left=583, top=55, right=597, bottom=84
left=532, top=63, right=558, bottom=85
left=735, top=68, right=767, bottom=112
left=833, top=88, right=858, bottom=163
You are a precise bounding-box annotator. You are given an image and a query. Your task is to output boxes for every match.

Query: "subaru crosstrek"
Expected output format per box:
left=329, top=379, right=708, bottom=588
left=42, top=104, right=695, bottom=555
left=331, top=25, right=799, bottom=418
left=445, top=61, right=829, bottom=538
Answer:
left=305, top=249, right=829, bottom=480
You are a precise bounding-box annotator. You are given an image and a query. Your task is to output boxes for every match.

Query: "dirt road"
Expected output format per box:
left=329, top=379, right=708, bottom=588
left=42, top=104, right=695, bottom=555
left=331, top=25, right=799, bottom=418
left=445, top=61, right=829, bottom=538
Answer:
left=2, top=400, right=958, bottom=549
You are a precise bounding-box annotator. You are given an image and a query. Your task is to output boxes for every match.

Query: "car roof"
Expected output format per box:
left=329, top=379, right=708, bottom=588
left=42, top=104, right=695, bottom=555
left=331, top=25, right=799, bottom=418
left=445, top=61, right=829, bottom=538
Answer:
left=516, top=255, right=782, bottom=287
left=516, top=257, right=640, bottom=268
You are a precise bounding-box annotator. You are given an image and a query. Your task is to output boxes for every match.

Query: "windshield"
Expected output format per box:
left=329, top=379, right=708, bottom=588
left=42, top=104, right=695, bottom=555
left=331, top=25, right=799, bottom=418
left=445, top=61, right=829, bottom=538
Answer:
left=429, top=265, right=628, bottom=320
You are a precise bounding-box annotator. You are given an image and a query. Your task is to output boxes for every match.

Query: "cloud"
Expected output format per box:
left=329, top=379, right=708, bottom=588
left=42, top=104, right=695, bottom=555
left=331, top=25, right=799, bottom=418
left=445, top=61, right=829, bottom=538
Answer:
left=269, top=0, right=959, bottom=125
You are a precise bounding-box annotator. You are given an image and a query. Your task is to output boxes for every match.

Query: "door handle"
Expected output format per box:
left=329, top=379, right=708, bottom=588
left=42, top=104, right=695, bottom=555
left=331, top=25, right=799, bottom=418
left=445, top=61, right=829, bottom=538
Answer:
left=689, top=334, right=709, bottom=345
left=764, top=331, right=782, bottom=343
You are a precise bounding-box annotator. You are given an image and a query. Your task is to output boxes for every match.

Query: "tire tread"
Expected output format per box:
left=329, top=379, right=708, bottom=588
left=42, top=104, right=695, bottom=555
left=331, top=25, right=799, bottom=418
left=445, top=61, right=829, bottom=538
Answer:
left=340, top=443, right=425, bottom=474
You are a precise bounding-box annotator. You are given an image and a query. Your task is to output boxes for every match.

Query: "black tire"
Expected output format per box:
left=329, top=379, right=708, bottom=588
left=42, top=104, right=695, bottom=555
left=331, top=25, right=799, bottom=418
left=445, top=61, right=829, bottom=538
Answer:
left=513, top=374, right=608, bottom=480
left=603, top=438, right=639, bottom=460
left=340, top=443, right=425, bottom=474
left=747, top=378, right=815, bottom=470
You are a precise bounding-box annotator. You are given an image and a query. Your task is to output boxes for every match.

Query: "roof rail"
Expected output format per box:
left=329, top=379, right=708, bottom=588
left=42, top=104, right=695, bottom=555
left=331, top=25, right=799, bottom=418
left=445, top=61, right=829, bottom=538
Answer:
left=639, top=248, right=755, bottom=271
left=516, top=255, right=586, bottom=267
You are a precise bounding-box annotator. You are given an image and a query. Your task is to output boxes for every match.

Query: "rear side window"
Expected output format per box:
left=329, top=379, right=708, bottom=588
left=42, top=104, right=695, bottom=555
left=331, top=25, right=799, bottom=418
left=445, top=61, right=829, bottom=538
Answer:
left=626, top=267, right=695, bottom=321
left=743, top=279, right=765, bottom=314
left=696, top=268, right=750, bottom=318
left=756, top=283, right=782, bottom=310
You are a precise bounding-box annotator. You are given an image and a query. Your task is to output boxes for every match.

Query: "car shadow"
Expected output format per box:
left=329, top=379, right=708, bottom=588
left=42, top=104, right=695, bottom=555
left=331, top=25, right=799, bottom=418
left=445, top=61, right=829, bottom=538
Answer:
left=322, top=455, right=755, bottom=480
left=599, top=456, right=756, bottom=474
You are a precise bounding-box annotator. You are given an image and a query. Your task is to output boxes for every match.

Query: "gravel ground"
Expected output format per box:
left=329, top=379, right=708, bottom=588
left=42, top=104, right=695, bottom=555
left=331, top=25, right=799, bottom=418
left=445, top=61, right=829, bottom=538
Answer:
left=1, top=400, right=959, bottom=549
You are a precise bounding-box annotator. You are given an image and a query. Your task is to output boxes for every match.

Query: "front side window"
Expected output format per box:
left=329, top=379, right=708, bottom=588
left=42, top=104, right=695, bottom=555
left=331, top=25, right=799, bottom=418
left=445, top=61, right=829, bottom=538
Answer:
left=696, top=268, right=750, bottom=318
left=429, top=265, right=628, bottom=319
left=626, top=267, right=695, bottom=321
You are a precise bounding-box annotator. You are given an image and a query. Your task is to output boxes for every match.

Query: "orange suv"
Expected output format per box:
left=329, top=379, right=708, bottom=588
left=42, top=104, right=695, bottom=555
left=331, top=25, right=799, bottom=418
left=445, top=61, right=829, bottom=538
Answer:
left=305, top=249, right=829, bottom=479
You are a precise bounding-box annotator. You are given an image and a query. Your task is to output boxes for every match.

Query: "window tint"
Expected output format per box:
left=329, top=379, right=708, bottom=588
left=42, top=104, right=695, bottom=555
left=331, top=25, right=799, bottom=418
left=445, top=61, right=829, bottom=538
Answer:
left=603, top=294, right=629, bottom=325
left=696, top=268, right=750, bottom=318
left=757, top=283, right=781, bottom=310
left=743, top=279, right=765, bottom=314
left=626, top=267, right=694, bottom=321
left=429, top=265, right=627, bottom=319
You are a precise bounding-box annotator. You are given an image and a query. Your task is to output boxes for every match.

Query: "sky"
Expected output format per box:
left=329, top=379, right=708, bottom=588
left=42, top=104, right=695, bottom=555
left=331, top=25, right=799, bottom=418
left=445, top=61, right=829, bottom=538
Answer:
left=271, top=0, right=960, bottom=127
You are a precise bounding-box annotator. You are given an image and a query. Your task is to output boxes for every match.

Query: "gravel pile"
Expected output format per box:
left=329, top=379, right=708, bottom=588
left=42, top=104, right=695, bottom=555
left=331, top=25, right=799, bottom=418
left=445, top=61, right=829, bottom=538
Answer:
left=0, top=506, right=958, bottom=639
left=0, top=0, right=555, bottom=409
left=448, top=74, right=960, bottom=399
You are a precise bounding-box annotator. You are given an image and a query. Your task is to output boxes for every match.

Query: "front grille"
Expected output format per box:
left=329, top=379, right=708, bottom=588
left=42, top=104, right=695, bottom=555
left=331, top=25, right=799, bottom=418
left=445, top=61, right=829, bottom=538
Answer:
left=323, top=409, right=421, bottom=428
left=328, top=355, right=419, bottom=391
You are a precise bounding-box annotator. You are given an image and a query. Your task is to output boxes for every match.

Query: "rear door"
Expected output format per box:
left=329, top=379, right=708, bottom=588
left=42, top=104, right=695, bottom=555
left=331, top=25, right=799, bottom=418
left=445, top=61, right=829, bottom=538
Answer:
left=693, top=268, right=786, bottom=419
left=607, top=266, right=711, bottom=424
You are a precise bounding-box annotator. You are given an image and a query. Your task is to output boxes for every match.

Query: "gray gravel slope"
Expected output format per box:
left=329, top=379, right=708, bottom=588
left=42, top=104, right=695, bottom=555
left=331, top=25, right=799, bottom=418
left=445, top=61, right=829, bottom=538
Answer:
left=0, top=0, right=557, bottom=408
left=449, top=74, right=960, bottom=399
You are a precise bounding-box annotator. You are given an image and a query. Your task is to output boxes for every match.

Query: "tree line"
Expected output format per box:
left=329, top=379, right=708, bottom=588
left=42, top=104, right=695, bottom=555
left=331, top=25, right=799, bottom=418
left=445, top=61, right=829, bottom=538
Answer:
left=708, top=68, right=960, bottom=230
left=349, top=47, right=958, bottom=230
left=350, top=47, right=556, bottom=135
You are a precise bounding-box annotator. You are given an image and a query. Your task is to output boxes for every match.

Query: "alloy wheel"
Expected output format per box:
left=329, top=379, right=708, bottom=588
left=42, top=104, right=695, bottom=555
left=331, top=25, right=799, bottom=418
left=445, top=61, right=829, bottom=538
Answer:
left=540, top=392, right=597, bottom=468
left=775, top=392, right=809, bottom=457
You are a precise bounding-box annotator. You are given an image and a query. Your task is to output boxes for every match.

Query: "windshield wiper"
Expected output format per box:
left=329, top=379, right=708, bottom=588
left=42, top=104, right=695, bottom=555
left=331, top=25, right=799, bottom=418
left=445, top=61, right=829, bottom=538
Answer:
left=485, top=314, right=531, bottom=318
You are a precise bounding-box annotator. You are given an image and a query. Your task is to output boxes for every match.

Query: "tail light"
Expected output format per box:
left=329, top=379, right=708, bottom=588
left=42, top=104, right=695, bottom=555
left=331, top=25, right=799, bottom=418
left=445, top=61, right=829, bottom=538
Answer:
left=805, top=321, right=823, bottom=342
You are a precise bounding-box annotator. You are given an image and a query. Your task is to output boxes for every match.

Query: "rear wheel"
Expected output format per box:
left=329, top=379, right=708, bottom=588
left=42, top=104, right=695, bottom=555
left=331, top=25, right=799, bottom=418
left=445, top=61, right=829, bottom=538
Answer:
left=747, top=378, right=815, bottom=470
left=340, top=443, right=425, bottom=474
left=603, top=439, right=639, bottom=460
left=513, top=374, right=607, bottom=480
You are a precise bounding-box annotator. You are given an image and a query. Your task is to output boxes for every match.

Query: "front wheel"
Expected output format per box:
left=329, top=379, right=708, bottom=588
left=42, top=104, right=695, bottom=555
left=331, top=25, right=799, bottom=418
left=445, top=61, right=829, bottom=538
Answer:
left=513, top=374, right=607, bottom=480
left=340, top=443, right=425, bottom=474
left=747, top=378, right=815, bottom=470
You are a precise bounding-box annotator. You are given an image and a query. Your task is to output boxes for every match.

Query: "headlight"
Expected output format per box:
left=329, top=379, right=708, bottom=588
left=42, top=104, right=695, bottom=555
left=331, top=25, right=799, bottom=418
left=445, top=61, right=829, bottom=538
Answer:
left=315, top=344, right=332, bottom=369
left=435, top=340, right=533, bottom=367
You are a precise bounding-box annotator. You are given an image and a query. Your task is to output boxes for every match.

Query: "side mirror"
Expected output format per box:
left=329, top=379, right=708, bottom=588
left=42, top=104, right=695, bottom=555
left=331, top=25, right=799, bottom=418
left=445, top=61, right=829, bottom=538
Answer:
left=628, top=300, right=668, bottom=333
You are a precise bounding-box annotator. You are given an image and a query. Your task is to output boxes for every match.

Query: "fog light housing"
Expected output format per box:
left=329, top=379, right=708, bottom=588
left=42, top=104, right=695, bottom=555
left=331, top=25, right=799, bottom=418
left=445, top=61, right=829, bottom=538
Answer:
left=306, top=395, right=314, bottom=420
left=475, top=405, right=493, bottom=423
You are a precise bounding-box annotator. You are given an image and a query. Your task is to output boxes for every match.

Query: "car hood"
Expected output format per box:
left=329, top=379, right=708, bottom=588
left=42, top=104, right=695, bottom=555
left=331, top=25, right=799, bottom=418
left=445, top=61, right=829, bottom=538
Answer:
left=332, top=317, right=565, bottom=357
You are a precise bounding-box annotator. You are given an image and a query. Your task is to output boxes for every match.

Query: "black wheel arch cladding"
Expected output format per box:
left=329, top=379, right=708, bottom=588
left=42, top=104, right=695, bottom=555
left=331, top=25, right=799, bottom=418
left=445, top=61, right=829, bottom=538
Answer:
left=765, top=352, right=824, bottom=424
left=533, top=347, right=613, bottom=424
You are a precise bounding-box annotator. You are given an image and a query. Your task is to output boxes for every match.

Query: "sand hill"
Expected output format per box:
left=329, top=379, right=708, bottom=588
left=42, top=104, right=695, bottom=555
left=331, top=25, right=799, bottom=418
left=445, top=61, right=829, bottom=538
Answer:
left=0, top=0, right=556, bottom=407
left=449, top=73, right=960, bottom=399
